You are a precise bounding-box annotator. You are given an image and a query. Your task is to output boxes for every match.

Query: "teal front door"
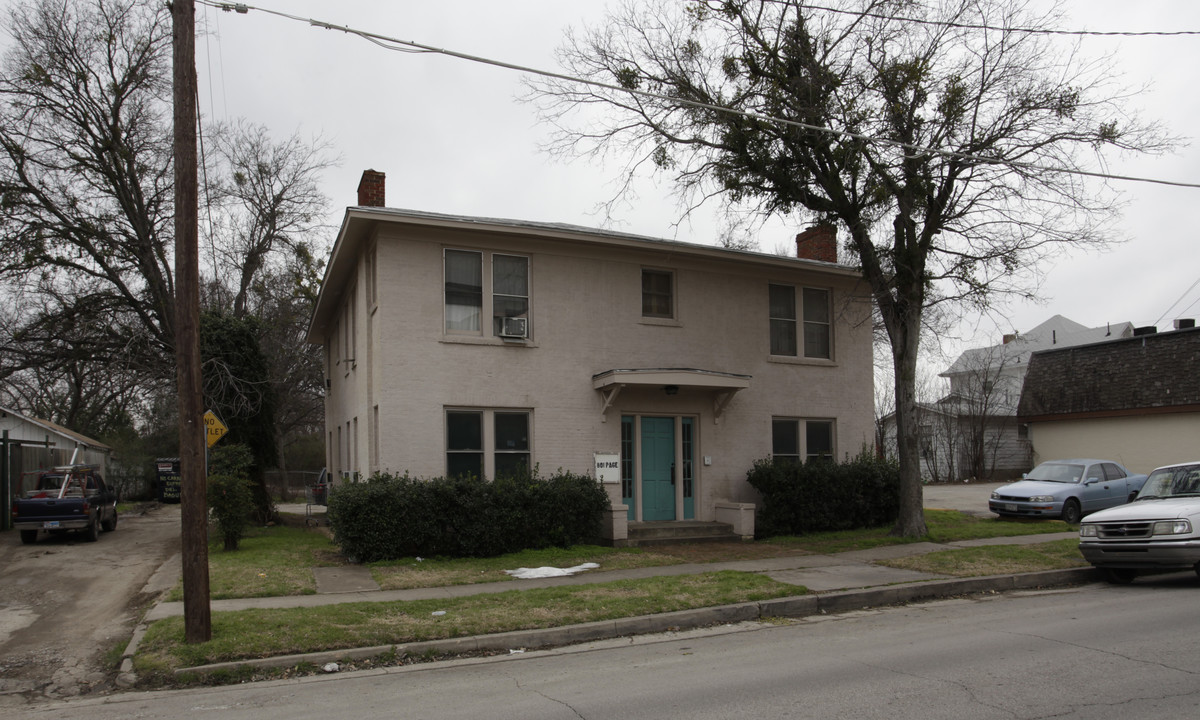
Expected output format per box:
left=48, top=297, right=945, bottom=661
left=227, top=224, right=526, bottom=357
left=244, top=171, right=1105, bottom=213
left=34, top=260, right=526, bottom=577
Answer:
left=641, top=417, right=676, bottom=521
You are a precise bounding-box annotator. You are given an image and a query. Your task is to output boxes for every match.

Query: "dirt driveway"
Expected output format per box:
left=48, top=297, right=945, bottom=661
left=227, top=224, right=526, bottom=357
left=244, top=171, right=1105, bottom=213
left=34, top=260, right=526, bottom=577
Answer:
left=0, top=503, right=180, bottom=707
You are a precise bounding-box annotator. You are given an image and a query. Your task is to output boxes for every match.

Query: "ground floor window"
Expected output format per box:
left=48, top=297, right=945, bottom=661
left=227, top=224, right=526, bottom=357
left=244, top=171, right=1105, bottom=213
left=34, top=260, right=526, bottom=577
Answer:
left=681, top=416, right=695, bottom=519
left=772, top=417, right=836, bottom=464
left=446, top=408, right=530, bottom=479
left=621, top=416, right=635, bottom=519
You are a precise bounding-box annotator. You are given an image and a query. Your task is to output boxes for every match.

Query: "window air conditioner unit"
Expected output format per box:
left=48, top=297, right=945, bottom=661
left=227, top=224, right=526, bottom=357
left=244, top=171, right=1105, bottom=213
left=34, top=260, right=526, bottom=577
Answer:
left=500, top=316, right=528, bottom=338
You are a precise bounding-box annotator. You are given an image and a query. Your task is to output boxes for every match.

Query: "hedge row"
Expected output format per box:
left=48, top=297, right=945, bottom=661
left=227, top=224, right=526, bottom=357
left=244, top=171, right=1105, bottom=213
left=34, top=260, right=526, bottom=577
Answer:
left=326, top=469, right=610, bottom=561
left=747, top=450, right=900, bottom=537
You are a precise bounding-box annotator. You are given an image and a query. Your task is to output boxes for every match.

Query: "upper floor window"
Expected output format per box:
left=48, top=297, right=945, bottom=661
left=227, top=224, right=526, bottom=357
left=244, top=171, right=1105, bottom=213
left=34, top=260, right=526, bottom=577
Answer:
left=445, top=249, right=482, bottom=333
left=769, top=284, right=797, bottom=355
left=769, top=284, right=831, bottom=359
left=445, top=249, right=532, bottom=339
left=802, top=287, right=831, bottom=359
left=367, top=243, right=378, bottom=308
left=340, top=286, right=357, bottom=371
left=642, top=269, right=674, bottom=319
left=492, top=254, right=529, bottom=337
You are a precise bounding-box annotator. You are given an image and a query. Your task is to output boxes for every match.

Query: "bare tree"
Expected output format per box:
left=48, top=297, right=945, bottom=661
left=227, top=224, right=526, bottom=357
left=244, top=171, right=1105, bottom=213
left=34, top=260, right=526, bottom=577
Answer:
left=204, top=121, right=336, bottom=318
left=0, top=0, right=174, bottom=379
left=530, top=0, right=1171, bottom=535
left=0, top=1, right=334, bottom=471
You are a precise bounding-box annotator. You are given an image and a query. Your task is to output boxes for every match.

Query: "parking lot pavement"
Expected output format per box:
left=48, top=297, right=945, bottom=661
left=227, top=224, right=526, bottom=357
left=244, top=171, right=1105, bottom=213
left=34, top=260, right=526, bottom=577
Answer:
left=922, top=481, right=1006, bottom=515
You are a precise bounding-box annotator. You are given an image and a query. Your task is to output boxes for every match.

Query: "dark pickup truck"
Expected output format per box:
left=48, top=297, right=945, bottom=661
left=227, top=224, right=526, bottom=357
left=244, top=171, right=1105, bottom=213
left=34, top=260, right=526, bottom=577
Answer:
left=12, top=465, right=118, bottom=544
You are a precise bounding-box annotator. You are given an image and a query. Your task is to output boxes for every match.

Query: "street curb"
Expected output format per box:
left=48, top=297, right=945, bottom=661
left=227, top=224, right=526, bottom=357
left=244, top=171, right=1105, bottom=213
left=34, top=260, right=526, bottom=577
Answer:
left=173, top=566, right=1100, bottom=677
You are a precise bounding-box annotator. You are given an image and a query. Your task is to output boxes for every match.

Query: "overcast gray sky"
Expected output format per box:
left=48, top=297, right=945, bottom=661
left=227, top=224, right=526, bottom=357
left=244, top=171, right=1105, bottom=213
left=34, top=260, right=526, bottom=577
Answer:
left=8, top=1, right=1200, bottom=365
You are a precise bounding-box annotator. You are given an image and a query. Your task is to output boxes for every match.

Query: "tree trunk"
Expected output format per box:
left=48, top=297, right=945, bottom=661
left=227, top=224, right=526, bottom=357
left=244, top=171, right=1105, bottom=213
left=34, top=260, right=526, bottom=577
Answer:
left=890, top=317, right=928, bottom=537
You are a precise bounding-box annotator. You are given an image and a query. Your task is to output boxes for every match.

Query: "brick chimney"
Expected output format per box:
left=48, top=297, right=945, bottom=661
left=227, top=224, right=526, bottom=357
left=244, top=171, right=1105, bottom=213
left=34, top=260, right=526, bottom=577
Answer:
left=795, top=223, right=837, bottom=263
left=357, top=169, right=386, bottom=207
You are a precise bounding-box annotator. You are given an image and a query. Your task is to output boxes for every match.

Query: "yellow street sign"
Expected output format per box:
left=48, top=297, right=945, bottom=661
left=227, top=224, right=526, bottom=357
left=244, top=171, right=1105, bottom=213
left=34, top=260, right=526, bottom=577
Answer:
left=204, top=410, right=229, bottom=448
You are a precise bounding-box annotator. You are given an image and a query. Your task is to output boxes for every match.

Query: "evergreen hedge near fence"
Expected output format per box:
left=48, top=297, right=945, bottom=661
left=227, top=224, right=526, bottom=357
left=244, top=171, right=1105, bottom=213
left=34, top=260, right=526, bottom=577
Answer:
left=327, top=469, right=611, bottom=561
left=747, top=450, right=900, bottom=537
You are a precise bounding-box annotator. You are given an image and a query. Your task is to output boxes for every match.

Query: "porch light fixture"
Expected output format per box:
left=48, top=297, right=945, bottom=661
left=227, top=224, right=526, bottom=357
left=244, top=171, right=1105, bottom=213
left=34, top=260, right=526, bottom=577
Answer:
left=664, top=385, right=679, bottom=396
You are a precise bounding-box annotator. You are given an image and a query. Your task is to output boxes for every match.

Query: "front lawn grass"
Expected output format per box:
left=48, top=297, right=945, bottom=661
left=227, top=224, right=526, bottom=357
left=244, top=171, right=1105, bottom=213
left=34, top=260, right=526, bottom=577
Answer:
left=165, top=525, right=344, bottom=601
left=369, top=544, right=686, bottom=589
left=137, top=571, right=797, bottom=673
left=877, top=538, right=1087, bottom=576
left=180, top=509, right=1072, bottom=600
left=761, top=509, right=1073, bottom=555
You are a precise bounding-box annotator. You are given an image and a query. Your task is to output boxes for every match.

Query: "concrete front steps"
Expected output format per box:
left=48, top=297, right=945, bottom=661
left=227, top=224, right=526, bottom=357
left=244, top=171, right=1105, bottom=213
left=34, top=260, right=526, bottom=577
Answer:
left=624, top=520, right=742, bottom=547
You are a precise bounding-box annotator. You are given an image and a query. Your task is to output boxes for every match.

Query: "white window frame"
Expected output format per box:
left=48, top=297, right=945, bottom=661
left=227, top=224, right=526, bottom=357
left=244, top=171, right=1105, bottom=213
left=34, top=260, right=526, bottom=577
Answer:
left=444, top=248, right=532, bottom=340
left=444, top=249, right=484, bottom=335
left=445, top=408, right=533, bottom=480
left=492, top=254, right=530, bottom=338
left=772, top=417, right=837, bottom=464
left=802, top=287, right=832, bottom=359
left=641, top=267, right=675, bottom=319
left=768, top=283, right=797, bottom=356
left=768, top=284, right=833, bottom=360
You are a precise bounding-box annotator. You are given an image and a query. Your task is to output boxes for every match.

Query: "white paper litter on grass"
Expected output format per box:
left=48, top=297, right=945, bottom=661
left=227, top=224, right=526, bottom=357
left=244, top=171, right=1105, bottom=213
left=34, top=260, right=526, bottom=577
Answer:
left=504, top=563, right=600, bottom=579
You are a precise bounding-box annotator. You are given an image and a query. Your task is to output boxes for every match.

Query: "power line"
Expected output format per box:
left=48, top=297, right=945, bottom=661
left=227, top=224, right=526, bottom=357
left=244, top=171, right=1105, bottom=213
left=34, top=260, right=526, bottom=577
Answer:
left=799, top=2, right=1200, bottom=37
left=1154, top=275, right=1200, bottom=327
left=199, top=1, right=1200, bottom=191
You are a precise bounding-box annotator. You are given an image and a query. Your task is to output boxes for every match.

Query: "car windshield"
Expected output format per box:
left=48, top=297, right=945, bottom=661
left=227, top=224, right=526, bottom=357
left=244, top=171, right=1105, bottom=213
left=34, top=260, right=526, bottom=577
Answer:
left=1025, top=463, right=1084, bottom=484
left=1135, top=464, right=1200, bottom=499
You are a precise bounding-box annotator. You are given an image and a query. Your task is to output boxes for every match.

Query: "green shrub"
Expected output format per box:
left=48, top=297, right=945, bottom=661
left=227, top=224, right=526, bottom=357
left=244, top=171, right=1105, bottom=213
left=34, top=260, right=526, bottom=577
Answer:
left=747, top=449, right=900, bottom=537
left=326, top=469, right=610, bottom=561
left=207, top=473, right=255, bottom=551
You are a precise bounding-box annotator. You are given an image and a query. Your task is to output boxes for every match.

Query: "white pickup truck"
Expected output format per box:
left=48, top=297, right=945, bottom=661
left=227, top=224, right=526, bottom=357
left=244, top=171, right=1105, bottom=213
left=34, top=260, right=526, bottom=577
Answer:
left=1079, top=461, right=1200, bottom=583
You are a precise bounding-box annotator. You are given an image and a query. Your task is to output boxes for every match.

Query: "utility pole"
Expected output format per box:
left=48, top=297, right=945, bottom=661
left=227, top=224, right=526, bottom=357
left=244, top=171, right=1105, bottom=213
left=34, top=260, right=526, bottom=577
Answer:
left=172, top=0, right=210, bottom=643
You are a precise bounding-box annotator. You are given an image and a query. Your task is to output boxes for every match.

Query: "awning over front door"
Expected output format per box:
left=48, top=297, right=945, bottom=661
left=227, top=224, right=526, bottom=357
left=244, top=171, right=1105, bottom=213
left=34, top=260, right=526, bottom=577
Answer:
left=592, top=368, right=751, bottom=424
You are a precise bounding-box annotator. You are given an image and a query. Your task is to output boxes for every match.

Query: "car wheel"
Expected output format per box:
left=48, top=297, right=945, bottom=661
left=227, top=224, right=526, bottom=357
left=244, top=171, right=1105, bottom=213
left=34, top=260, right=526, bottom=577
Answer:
left=1194, top=562, right=1200, bottom=580
left=1061, top=498, right=1082, bottom=525
left=19, top=530, right=37, bottom=545
left=102, top=510, right=117, bottom=532
left=85, top=518, right=100, bottom=542
left=1105, top=568, right=1136, bottom=584
left=1127, top=492, right=1138, bottom=504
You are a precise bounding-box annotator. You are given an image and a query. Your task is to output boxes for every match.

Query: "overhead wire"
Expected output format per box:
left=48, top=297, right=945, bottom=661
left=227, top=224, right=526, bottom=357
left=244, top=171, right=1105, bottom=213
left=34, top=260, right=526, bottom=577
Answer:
left=798, top=1, right=1200, bottom=37
left=1154, top=275, right=1200, bottom=327
left=1176, top=292, right=1200, bottom=320
left=197, top=1, right=1200, bottom=190
left=198, top=4, right=221, bottom=281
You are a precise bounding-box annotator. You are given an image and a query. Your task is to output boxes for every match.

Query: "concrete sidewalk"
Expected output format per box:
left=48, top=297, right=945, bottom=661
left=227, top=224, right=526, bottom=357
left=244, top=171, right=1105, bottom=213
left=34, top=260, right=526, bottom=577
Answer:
left=143, top=530, right=1079, bottom=621
left=125, top=524, right=1097, bottom=678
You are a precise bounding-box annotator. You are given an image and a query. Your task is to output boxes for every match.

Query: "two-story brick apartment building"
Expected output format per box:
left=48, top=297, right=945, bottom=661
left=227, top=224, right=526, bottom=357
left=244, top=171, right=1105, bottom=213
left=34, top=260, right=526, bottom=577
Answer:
left=307, top=171, right=874, bottom=541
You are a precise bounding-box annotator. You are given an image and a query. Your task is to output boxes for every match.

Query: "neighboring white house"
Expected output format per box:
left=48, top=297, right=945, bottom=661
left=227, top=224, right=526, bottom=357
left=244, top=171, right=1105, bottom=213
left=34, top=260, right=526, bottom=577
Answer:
left=1018, top=322, right=1200, bottom=475
left=1, top=404, right=112, bottom=530
left=306, top=171, right=876, bottom=542
left=883, top=315, right=1134, bottom=482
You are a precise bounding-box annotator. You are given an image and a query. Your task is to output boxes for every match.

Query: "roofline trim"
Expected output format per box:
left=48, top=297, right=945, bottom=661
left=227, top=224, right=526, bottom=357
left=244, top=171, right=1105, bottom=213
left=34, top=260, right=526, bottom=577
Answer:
left=1019, top=403, right=1200, bottom=424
